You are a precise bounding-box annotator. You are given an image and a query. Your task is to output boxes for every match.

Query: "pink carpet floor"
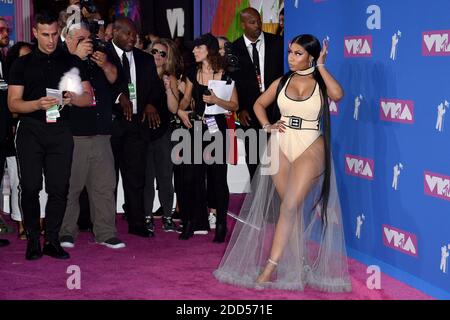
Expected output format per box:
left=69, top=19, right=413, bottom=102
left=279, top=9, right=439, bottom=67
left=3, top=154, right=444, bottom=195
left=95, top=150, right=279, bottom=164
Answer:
left=0, top=194, right=433, bottom=300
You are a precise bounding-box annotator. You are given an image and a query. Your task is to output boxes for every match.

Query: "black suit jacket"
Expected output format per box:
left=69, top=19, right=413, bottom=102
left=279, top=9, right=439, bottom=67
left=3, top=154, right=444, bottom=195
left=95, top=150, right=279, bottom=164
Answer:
left=106, top=42, right=161, bottom=137
left=232, top=32, right=284, bottom=127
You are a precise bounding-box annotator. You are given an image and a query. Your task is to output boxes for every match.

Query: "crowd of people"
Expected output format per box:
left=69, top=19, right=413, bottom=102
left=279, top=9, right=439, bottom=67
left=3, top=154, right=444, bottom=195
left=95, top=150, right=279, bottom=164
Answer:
left=0, top=3, right=351, bottom=292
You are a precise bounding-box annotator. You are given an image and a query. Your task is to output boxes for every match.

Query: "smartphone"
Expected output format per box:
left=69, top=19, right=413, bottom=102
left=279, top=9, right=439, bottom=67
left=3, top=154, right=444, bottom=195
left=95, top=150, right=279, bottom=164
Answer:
left=204, top=88, right=213, bottom=106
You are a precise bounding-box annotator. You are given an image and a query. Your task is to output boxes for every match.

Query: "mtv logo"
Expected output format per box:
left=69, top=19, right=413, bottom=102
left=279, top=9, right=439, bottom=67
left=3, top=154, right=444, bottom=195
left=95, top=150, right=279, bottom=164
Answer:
left=345, top=154, right=374, bottom=180
left=329, top=99, right=338, bottom=115
left=383, top=225, right=418, bottom=257
left=380, top=99, right=414, bottom=124
left=344, top=36, right=373, bottom=57
left=422, top=30, right=450, bottom=56
left=424, top=171, right=450, bottom=201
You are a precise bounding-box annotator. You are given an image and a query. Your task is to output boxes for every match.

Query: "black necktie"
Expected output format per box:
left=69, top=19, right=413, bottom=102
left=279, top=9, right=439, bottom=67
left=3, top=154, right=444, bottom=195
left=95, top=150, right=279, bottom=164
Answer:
left=122, top=52, right=131, bottom=83
left=251, top=40, right=261, bottom=76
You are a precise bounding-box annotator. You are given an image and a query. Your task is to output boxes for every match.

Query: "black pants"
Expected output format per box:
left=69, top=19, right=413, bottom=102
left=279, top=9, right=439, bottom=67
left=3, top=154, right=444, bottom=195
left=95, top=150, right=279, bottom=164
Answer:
left=242, top=127, right=259, bottom=181
left=0, top=149, right=5, bottom=184
left=175, top=121, right=209, bottom=231
left=15, top=118, right=74, bottom=241
left=111, top=117, right=147, bottom=230
left=176, top=116, right=230, bottom=230
left=205, top=115, right=229, bottom=226
left=78, top=188, right=92, bottom=229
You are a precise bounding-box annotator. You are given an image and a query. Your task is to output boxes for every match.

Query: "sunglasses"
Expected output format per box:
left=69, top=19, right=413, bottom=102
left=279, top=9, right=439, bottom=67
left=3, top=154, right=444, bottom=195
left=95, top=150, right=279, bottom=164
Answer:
left=0, top=27, right=10, bottom=34
left=150, top=49, right=167, bottom=58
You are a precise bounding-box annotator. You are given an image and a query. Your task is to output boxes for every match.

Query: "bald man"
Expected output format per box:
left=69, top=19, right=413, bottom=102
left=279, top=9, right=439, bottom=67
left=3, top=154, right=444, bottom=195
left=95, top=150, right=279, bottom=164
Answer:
left=106, top=18, right=161, bottom=238
left=232, top=7, right=284, bottom=180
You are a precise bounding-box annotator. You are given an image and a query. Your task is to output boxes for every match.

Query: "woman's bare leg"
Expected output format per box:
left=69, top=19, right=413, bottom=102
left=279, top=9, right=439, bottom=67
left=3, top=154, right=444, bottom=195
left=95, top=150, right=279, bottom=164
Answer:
left=256, top=137, right=324, bottom=283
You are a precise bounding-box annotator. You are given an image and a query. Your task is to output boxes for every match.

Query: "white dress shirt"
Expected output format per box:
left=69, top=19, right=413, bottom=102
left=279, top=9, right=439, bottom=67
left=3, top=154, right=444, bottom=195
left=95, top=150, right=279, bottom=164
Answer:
left=243, top=32, right=266, bottom=91
left=112, top=41, right=138, bottom=114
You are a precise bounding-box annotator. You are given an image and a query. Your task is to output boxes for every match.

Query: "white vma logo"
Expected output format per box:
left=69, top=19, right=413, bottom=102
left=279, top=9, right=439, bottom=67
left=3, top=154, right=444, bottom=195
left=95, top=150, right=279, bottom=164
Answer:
left=390, top=30, right=401, bottom=60
left=423, top=32, right=450, bottom=54
left=440, top=244, right=450, bottom=274
left=392, top=163, right=403, bottom=190
left=383, top=226, right=418, bottom=256
left=166, top=8, right=185, bottom=38
left=424, top=172, right=450, bottom=199
left=345, top=38, right=372, bottom=55
left=436, top=100, right=449, bottom=132
left=345, top=155, right=374, bottom=180
left=381, top=100, right=413, bottom=122
left=329, top=97, right=338, bottom=115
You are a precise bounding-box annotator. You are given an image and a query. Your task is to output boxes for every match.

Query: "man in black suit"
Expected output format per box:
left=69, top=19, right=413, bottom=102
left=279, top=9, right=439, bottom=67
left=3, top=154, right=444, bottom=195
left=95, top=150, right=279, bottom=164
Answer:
left=232, top=7, right=284, bottom=180
left=0, top=16, right=10, bottom=247
left=108, top=17, right=161, bottom=237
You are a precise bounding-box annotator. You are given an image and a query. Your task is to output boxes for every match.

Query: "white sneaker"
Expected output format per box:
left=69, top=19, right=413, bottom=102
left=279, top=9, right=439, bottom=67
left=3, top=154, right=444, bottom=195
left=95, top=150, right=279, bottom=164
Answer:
left=208, top=212, right=217, bottom=229
left=60, top=236, right=75, bottom=248
left=60, top=241, right=74, bottom=248
left=193, top=230, right=209, bottom=235
left=99, top=237, right=126, bottom=249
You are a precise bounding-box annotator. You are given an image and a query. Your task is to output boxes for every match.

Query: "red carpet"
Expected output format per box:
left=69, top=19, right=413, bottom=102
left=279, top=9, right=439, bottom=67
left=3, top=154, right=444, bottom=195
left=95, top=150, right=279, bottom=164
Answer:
left=0, top=194, right=433, bottom=300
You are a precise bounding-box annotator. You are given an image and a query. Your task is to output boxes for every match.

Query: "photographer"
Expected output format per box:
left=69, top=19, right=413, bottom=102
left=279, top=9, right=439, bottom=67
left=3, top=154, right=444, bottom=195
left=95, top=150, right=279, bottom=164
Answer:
left=59, top=21, right=125, bottom=249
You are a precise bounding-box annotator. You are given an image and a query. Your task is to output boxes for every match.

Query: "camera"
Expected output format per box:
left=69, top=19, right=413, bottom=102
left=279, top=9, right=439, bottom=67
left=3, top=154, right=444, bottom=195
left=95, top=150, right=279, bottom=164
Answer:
left=80, top=0, right=97, bottom=14
left=224, top=42, right=239, bottom=73
left=80, top=18, right=106, bottom=53
left=89, top=20, right=106, bottom=52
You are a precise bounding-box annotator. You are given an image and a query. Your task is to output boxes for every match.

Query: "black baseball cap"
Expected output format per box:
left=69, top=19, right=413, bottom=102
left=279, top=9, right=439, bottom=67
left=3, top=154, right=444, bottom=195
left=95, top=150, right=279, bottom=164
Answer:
left=192, top=33, right=219, bottom=51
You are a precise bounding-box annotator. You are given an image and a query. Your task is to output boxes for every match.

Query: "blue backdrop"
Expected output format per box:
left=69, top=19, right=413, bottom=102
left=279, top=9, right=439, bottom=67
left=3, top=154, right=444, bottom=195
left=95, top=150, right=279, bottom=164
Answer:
left=285, top=0, right=450, bottom=299
left=0, top=1, right=15, bottom=44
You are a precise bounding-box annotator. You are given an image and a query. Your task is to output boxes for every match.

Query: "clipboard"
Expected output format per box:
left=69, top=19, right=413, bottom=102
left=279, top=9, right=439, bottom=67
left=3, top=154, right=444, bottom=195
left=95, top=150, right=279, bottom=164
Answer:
left=205, top=79, right=235, bottom=115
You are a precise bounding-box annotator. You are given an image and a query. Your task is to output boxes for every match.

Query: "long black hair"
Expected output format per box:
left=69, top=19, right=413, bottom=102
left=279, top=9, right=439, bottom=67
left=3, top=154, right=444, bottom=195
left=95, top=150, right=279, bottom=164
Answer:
left=275, top=34, right=331, bottom=226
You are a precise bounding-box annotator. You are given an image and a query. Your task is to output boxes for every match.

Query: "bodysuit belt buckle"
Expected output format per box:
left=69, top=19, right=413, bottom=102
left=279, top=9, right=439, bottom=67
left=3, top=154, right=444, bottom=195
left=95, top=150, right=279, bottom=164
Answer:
left=288, top=116, right=302, bottom=129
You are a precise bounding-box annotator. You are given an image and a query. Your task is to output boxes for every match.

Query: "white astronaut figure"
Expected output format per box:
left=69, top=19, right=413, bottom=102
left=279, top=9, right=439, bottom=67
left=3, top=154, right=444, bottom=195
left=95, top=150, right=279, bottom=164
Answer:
left=436, top=101, right=449, bottom=132
left=440, top=245, right=449, bottom=274
left=390, top=31, right=401, bottom=60
left=356, top=214, right=365, bottom=239
left=392, top=163, right=403, bottom=190
left=354, top=95, right=362, bottom=120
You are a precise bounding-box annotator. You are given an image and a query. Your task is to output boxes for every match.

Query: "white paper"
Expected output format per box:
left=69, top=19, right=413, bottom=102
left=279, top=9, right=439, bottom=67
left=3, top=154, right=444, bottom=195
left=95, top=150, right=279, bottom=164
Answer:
left=205, top=80, right=235, bottom=115
left=46, top=88, right=63, bottom=106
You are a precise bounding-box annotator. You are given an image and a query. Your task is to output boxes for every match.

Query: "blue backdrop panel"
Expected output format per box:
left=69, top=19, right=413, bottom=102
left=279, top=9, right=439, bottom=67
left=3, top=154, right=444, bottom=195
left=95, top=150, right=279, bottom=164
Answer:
left=285, top=0, right=450, bottom=298
left=0, top=1, right=15, bottom=44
